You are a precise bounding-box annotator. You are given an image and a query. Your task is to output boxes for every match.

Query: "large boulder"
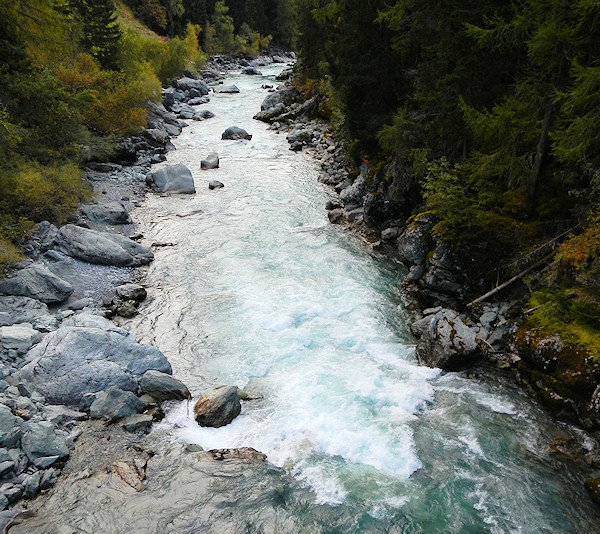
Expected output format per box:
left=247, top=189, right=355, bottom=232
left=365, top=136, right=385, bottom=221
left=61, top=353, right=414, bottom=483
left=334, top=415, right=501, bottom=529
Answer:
left=174, top=77, right=209, bottom=95
left=56, top=224, right=154, bottom=267
left=140, top=370, right=190, bottom=402
left=19, top=315, right=171, bottom=406
left=0, top=264, right=73, bottom=304
left=0, top=296, right=58, bottom=332
left=201, top=153, right=219, bottom=170
left=146, top=164, right=196, bottom=194
left=241, top=67, right=261, bottom=75
left=261, top=92, right=284, bottom=111
left=90, top=387, right=145, bottom=422
left=194, top=385, right=241, bottom=428
left=81, top=202, right=132, bottom=225
left=415, top=309, right=479, bottom=370
left=221, top=126, right=252, bottom=141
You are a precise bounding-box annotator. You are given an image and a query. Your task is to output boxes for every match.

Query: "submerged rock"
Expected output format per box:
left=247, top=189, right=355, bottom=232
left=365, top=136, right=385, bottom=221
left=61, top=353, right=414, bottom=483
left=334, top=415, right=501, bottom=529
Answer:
left=415, top=309, right=479, bottom=370
left=221, top=126, right=252, bottom=140
left=0, top=263, right=73, bottom=304
left=146, top=164, right=196, bottom=194
left=209, top=447, right=266, bottom=461
left=56, top=224, right=154, bottom=267
left=194, top=385, right=241, bottom=428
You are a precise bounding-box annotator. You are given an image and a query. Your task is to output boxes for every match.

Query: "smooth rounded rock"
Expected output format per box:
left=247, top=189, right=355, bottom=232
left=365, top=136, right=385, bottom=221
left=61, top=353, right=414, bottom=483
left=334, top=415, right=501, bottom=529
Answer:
left=221, top=126, right=252, bottom=141
left=140, top=370, right=190, bottom=402
left=208, top=181, right=224, bottom=190
left=57, top=225, right=154, bottom=267
left=146, top=164, right=196, bottom=194
left=194, top=385, right=241, bottom=428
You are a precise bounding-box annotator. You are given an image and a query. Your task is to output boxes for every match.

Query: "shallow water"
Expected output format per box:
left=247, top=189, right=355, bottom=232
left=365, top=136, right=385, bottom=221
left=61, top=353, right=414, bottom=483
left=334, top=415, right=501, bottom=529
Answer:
left=14, top=64, right=600, bottom=533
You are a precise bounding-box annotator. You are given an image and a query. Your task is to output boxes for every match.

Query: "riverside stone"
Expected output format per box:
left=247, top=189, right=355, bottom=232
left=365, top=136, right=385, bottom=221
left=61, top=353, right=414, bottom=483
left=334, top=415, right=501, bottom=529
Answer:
left=201, top=153, right=219, bottom=170
left=0, top=264, right=73, bottom=304
left=56, top=225, right=154, bottom=267
left=174, top=77, right=209, bottom=95
left=115, top=284, right=147, bottom=302
left=19, top=320, right=171, bottom=406
left=140, top=370, right=190, bottom=402
left=90, top=387, right=145, bottom=423
left=21, top=421, right=69, bottom=464
left=120, top=414, right=153, bottom=433
left=221, top=126, right=252, bottom=140
left=0, top=324, right=41, bottom=355
left=146, top=164, right=196, bottom=194
left=81, top=202, right=132, bottom=225
left=415, top=309, right=479, bottom=370
left=0, top=406, right=23, bottom=448
left=194, top=385, right=241, bottom=428
left=22, top=471, right=41, bottom=499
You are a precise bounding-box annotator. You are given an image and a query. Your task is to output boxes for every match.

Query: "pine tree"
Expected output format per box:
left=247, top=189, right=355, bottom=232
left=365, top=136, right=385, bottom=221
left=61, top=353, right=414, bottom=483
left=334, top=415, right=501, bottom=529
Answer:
left=70, top=0, right=122, bottom=70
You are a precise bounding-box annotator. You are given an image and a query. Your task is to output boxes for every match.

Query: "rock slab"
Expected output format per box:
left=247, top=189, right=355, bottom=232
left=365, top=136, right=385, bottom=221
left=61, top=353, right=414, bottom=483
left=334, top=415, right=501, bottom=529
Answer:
left=57, top=225, right=154, bottom=267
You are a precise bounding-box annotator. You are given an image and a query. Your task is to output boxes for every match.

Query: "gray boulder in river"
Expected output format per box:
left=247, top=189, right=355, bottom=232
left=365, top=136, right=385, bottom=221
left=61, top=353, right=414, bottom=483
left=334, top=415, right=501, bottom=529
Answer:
left=415, top=309, right=480, bottom=370
left=201, top=152, right=219, bottom=170
left=19, top=314, right=171, bottom=406
left=214, top=85, right=240, bottom=94
left=56, top=224, right=154, bottom=267
left=140, top=370, right=191, bottom=402
left=146, top=163, right=196, bottom=194
left=0, top=263, right=73, bottom=304
left=194, top=385, right=241, bottom=428
left=221, top=126, right=252, bottom=141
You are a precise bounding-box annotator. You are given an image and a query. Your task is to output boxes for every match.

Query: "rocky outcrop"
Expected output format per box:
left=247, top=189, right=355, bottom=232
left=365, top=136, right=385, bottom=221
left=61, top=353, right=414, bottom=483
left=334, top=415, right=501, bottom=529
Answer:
left=193, top=385, right=241, bottom=428
left=201, top=152, right=219, bottom=170
left=516, top=327, right=600, bottom=428
left=19, top=315, right=171, bottom=406
left=415, top=309, right=480, bottom=370
left=221, top=126, right=252, bottom=140
left=146, top=163, right=196, bottom=194
left=0, top=324, right=42, bottom=355
left=56, top=225, right=154, bottom=267
left=0, top=264, right=73, bottom=304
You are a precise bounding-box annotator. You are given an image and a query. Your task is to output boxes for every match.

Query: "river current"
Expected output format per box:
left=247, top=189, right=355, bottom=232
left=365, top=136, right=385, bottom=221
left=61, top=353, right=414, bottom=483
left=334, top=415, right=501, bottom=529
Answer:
left=13, top=64, right=600, bottom=533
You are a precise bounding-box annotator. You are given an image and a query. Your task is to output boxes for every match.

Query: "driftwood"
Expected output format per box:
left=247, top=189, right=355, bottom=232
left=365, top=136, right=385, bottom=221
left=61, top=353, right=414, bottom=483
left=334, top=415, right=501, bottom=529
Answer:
left=467, top=254, right=554, bottom=307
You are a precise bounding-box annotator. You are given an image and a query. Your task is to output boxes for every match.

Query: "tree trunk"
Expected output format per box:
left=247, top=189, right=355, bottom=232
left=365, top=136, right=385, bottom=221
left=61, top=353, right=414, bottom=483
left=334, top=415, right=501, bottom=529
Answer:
left=527, top=101, right=553, bottom=200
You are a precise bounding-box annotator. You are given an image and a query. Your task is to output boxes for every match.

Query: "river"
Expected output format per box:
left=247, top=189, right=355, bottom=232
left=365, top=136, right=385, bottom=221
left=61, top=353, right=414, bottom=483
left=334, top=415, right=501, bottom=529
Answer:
left=12, top=64, right=600, bottom=533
